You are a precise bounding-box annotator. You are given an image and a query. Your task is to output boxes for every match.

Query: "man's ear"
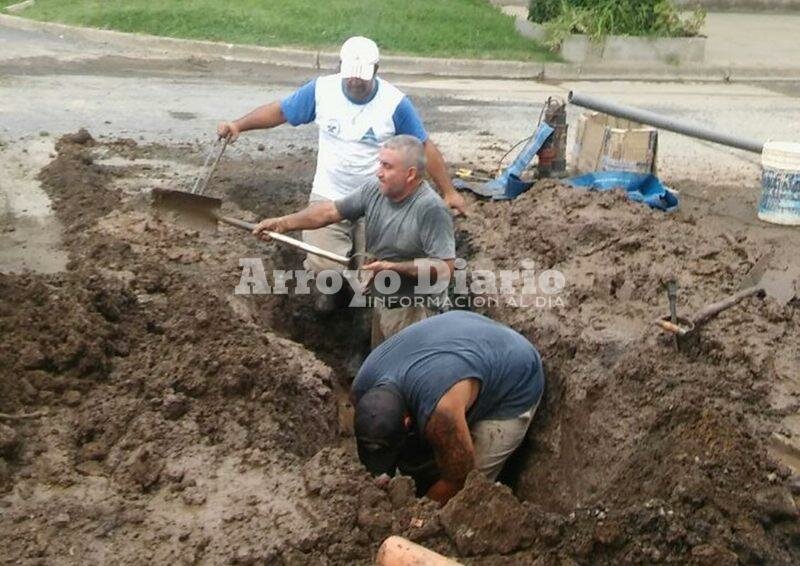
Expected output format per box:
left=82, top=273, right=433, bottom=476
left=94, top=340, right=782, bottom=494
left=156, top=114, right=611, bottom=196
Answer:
left=403, top=415, right=412, bottom=430
left=406, top=167, right=418, bottom=185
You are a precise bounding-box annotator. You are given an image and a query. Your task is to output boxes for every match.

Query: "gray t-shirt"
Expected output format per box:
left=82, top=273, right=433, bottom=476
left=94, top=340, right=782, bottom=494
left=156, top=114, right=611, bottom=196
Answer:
left=351, top=311, right=545, bottom=436
left=335, top=180, right=455, bottom=301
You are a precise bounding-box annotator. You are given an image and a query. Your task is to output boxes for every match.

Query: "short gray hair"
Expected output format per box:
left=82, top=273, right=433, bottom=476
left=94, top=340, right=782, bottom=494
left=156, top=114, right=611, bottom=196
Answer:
left=383, top=135, right=426, bottom=176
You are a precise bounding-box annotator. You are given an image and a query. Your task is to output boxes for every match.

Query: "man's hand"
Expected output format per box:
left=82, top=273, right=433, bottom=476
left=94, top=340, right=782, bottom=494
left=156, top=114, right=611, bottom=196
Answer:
left=360, top=260, right=395, bottom=295
left=217, top=121, right=241, bottom=143
left=251, top=202, right=343, bottom=243
left=443, top=190, right=467, bottom=217
left=426, top=479, right=461, bottom=505
left=362, top=258, right=453, bottom=284
left=252, top=217, right=289, bottom=241
left=361, top=260, right=395, bottom=274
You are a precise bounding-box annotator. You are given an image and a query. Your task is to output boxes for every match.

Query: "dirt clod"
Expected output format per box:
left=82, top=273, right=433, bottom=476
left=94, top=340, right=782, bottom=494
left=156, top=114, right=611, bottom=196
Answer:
left=440, top=471, right=532, bottom=555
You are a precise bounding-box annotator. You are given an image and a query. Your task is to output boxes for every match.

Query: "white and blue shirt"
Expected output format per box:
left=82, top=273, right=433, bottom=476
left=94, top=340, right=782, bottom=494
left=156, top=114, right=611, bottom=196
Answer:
left=280, top=74, right=428, bottom=200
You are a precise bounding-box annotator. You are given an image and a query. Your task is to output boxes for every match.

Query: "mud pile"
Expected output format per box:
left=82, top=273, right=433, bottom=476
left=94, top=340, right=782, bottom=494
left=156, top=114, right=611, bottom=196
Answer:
left=459, top=181, right=800, bottom=562
left=1, top=132, right=798, bottom=564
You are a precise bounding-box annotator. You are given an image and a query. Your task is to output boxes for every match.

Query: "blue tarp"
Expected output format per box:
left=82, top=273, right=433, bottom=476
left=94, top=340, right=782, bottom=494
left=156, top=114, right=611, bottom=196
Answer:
left=454, top=121, right=554, bottom=200
left=565, top=171, right=679, bottom=212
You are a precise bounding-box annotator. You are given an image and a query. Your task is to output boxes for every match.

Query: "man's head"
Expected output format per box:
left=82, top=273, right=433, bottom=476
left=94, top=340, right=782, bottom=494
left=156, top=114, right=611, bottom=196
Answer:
left=339, top=36, right=380, bottom=102
left=354, top=384, right=410, bottom=477
left=377, top=135, right=427, bottom=201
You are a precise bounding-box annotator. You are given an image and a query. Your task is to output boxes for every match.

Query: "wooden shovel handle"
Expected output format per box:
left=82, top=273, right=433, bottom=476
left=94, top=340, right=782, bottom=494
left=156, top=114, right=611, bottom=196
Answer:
left=217, top=215, right=350, bottom=266
left=193, top=136, right=229, bottom=195
left=653, top=319, right=689, bottom=336
left=692, top=285, right=764, bottom=326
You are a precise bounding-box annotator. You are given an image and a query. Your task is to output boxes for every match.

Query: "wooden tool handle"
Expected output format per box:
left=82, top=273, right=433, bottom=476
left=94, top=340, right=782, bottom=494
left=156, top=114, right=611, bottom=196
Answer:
left=193, top=136, right=229, bottom=195
left=217, top=215, right=350, bottom=266
left=692, top=285, right=764, bottom=326
left=653, top=319, right=688, bottom=336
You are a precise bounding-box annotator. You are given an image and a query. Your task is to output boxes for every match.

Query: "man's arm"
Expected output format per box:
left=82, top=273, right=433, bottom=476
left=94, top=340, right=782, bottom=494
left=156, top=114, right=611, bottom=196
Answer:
left=218, top=79, right=316, bottom=141
left=424, top=140, right=467, bottom=216
left=423, top=379, right=481, bottom=504
left=252, top=201, right=343, bottom=241
left=218, top=102, right=288, bottom=142
left=362, top=258, right=454, bottom=283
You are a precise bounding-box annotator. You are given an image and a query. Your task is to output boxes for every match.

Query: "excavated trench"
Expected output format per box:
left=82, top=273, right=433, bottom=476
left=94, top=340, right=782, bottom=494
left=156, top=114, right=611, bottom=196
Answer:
left=1, top=131, right=799, bottom=564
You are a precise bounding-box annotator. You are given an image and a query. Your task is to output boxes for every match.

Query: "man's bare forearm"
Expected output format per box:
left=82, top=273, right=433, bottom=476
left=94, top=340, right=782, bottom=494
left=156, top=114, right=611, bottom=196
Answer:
left=280, top=202, right=343, bottom=232
left=423, top=140, right=456, bottom=198
left=424, top=409, right=475, bottom=504
left=381, top=259, right=454, bottom=283
left=234, top=101, right=287, bottom=132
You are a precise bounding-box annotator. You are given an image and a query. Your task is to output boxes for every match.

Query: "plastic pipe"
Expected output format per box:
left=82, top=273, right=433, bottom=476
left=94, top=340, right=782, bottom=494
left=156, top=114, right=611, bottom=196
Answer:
left=568, top=91, right=764, bottom=154
left=375, top=536, right=462, bottom=566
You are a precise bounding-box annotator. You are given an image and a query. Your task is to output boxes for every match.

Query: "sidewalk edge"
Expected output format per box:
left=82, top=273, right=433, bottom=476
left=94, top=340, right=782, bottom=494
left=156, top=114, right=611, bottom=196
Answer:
left=2, top=13, right=799, bottom=82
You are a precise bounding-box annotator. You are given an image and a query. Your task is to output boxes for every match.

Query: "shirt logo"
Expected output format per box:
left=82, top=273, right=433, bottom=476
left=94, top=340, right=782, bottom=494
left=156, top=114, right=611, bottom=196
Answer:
left=325, top=119, right=341, bottom=136
left=360, top=127, right=378, bottom=145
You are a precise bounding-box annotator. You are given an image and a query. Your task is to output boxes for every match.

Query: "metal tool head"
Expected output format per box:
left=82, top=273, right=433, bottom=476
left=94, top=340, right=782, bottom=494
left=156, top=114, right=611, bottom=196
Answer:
left=738, top=250, right=799, bottom=306
left=151, top=188, right=223, bottom=232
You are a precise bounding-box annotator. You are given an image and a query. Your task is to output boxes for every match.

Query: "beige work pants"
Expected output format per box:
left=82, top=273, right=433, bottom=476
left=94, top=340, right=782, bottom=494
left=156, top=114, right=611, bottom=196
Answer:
left=371, top=304, right=434, bottom=348
left=471, top=401, right=540, bottom=481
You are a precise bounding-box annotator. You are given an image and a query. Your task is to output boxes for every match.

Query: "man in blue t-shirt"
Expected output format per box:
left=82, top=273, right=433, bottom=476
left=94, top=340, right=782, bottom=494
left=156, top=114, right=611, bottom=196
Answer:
left=218, top=36, right=466, bottom=311
left=351, top=311, right=545, bottom=505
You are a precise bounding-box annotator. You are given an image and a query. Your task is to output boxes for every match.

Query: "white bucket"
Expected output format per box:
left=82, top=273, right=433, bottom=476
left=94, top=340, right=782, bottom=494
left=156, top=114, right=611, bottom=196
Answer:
left=758, top=141, right=800, bottom=226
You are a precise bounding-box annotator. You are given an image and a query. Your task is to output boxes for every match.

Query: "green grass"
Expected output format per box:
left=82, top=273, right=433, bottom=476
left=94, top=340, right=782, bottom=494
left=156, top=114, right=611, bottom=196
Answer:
left=8, top=0, right=557, bottom=61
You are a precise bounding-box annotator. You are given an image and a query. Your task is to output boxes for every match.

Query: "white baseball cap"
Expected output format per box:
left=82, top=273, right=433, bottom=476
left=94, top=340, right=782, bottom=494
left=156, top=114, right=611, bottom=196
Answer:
left=339, top=36, right=380, bottom=80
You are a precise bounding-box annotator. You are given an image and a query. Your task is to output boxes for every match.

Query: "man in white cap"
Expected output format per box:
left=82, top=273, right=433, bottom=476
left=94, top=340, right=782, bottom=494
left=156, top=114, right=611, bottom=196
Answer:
left=218, top=36, right=466, bottom=312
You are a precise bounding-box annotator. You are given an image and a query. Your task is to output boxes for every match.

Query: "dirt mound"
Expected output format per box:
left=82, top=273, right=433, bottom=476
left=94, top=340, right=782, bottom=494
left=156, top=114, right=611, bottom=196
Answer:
left=0, top=134, right=349, bottom=563
left=458, top=180, right=800, bottom=562
left=2, top=132, right=799, bottom=564
left=0, top=270, right=133, bottom=413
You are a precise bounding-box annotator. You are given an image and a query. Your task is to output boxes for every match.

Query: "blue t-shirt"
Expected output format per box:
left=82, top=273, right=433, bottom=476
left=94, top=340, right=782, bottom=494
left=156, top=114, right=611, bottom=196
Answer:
left=351, top=311, right=545, bottom=436
left=280, top=78, right=428, bottom=141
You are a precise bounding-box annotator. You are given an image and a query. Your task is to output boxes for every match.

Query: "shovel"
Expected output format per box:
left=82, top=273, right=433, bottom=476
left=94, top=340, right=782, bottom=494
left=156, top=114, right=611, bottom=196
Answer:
left=654, top=251, right=798, bottom=341
left=151, top=136, right=351, bottom=267
left=152, top=188, right=351, bottom=266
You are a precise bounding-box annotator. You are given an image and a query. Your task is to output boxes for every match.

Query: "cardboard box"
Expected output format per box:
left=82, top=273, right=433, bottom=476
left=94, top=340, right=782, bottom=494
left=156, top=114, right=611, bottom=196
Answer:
left=571, top=112, right=658, bottom=174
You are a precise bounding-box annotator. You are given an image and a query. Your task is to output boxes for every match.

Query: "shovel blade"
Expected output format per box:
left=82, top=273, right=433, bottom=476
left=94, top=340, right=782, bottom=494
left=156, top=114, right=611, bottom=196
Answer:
left=151, top=188, right=222, bottom=232
left=759, top=267, right=800, bottom=306
left=739, top=250, right=799, bottom=306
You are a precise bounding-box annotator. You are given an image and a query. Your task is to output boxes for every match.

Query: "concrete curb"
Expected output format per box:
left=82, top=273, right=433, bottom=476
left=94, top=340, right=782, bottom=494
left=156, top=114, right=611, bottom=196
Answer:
left=2, top=12, right=800, bottom=82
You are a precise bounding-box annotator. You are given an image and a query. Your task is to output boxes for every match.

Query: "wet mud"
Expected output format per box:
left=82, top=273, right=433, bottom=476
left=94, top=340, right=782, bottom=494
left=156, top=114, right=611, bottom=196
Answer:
left=1, top=132, right=798, bottom=564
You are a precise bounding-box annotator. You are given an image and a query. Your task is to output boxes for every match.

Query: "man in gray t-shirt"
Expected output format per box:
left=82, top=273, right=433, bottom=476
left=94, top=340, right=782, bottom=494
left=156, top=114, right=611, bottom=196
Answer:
left=253, top=135, right=456, bottom=347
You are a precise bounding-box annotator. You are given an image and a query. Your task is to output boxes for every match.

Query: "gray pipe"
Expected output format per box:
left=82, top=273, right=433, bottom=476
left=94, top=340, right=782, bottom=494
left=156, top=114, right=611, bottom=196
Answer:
left=568, top=91, right=764, bottom=154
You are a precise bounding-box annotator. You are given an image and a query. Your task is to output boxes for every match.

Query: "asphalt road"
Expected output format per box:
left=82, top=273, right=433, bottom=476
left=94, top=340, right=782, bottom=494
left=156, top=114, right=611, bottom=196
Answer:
left=2, top=23, right=800, bottom=274
left=2, top=24, right=800, bottom=182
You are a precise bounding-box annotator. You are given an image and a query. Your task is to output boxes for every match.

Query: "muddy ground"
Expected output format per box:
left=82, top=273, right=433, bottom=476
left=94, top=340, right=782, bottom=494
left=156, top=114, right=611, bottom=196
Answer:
left=1, top=131, right=799, bottom=564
